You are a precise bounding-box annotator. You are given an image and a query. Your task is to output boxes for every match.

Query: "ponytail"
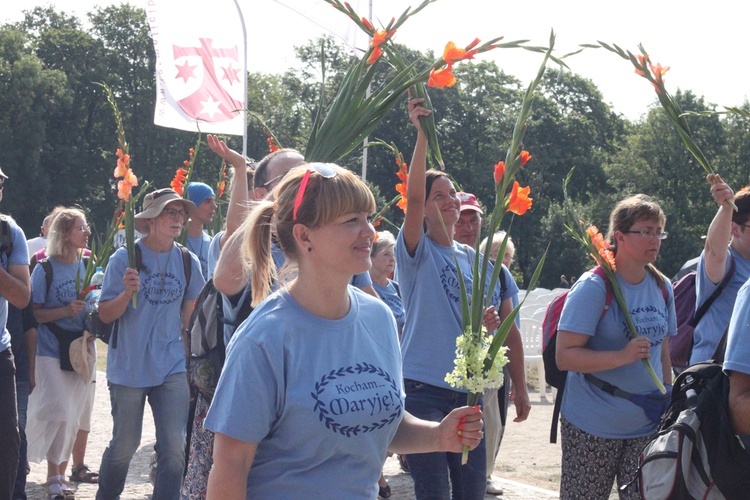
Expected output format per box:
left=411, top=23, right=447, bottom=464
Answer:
left=242, top=200, right=276, bottom=307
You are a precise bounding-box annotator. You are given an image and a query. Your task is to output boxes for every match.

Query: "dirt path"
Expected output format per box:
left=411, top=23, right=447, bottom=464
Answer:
left=26, top=360, right=564, bottom=498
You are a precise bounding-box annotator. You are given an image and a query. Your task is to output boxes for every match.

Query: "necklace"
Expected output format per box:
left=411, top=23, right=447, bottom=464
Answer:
left=155, top=246, right=174, bottom=290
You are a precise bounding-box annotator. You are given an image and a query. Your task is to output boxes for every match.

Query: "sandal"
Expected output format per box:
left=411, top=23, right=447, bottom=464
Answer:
left=70, top=464, right=98, bottom=484
left=378, top=483, right=392, bottom=499
left=43, top=477, right=76, bottom=500
left=397, top=454, right=410, bottom=473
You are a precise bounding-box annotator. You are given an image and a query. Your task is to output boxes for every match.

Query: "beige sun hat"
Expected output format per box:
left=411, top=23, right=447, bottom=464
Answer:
left=133, top=188, right=195, bottom=234
left=70, top=331, right=96, bottom=383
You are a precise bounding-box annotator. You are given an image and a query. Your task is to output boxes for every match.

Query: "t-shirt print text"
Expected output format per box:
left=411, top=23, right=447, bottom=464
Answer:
left=144, top=272, right=184, bottom=305
left=312, top=362, right=402, bottom=437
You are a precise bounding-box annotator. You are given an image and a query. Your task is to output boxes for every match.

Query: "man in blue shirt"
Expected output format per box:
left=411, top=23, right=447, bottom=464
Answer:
left=0, top=165, right=31, bottom=500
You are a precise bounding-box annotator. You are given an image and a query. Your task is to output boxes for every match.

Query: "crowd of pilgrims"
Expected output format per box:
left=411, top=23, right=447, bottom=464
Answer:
left=2, top=99, right=749, bottom=500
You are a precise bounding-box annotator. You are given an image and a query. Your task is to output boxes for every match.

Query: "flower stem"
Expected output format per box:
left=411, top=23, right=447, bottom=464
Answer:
left=462, top=391, right=480, bottom=464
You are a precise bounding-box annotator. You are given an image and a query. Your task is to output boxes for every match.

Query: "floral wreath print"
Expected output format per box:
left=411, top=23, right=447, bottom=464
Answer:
left=312, top=362, right=402, bottom=437
left=143, top=271, right=184, bottom=306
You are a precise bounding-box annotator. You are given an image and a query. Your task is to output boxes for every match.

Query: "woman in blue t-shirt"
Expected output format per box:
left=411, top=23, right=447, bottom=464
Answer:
left=556, top=194, right=676, bottom=499
left=395, top=99, right=530, bottom=499
left=26, top=207, right=92, bottom=499
left=204, top=163, right=485, bottom=499
left=369, top=230, right=404, bottom=337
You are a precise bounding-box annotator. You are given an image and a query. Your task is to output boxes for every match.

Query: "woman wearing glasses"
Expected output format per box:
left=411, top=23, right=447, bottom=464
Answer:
left=204, top=163, right=484, bottom=499
left=555, top=194, right=676, bottom=500
left=26, top=207, right=93, bottom=499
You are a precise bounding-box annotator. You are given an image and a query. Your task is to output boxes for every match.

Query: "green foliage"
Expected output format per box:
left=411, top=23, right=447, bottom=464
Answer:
left=1, top=5, right=748, bottom=288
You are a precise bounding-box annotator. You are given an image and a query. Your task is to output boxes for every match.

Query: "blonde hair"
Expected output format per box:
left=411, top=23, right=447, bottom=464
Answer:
left=46, top=207, right=86, bottom=258
left=479, top=231, right=515, bottom=265
left=243, top=164, right=376, bottom=306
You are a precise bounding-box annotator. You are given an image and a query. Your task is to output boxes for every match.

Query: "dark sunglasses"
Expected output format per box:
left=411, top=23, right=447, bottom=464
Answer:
left=292, top=163, right=340, bottom=221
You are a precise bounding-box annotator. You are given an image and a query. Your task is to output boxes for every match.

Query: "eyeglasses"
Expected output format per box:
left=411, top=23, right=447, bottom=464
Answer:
left=624, top=229, right=668, bottom=240
left=293, top=163, right=340, bottom=221
left=262, top=173, right=285, bottom=189
left=77, top=225, right=91, bottom=233
left=162, top=208, right=187, bottom=219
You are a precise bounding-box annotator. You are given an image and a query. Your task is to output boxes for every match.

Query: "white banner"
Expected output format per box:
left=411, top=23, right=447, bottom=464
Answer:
left=146, top=0, right=247, bottom=136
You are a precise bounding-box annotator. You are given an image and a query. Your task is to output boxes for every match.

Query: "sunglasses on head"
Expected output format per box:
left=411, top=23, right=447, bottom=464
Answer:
left=292, top=163, right=340, bottom=221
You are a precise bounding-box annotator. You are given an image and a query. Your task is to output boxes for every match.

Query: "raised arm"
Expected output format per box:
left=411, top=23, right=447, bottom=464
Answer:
left=401, top=97, right=431, bottom=256
left=704, top=174, right=734, bottom=284
left=207, top=134, right=253, bottom=247
left=213, top=228, right=248, bottom=297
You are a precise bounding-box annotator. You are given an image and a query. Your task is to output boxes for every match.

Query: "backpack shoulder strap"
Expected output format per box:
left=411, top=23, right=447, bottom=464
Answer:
left=134, top=243, right=145, bottom=272
left=176, top=243, right=192, bottom=292
left=646, top=264, right=669, bottom=304
left=0, top=218, right=12, bottom=259
left=591, top=266, right=614, bottom=318
left=40, top=258, right=53, bottom=295
left=693, top=253, right=736, bottom=327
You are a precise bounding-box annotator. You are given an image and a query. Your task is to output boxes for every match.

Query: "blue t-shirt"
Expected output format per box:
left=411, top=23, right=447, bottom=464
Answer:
left=205, top=287, right=403, bottom=499
left=207, top=230, right=224, bottom=279
left=558, top=270, right=676, bottom=438
left=692, top=248, right=750, bottom=364
left=31, top=257, right=87, bottom=359
left=0, top=220, right=29, bottom=353
left=8, top=303, right=38, bottom=382
left=372, top=279, right=405, bottom=334
left=395, top=229, right=517, bottom=390
left=187, top=232, right=212, bottom=282
left=100, top=241, right=204, bottom=387
left=724, top=278, right=750, bottom=377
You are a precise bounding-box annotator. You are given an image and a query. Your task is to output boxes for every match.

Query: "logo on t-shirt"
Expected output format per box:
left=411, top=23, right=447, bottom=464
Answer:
left=626, top=304, right=669, bottom=347
left=143, top=272, right=185, bottom=306
left=312, top=362, right=402, bottom=437
left=55, top=279, right=77, bottom=304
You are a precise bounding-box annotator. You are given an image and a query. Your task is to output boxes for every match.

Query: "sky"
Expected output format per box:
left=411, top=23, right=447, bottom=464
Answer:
left=3, top=0, right=749, bottom=122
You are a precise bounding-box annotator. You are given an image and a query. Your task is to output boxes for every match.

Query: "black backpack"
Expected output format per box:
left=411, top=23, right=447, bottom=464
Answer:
left=636, top=359, right=750, bottom=499
left=0, top=217, right=13, bottom=261
left=187, top=279, right=253, bottom=403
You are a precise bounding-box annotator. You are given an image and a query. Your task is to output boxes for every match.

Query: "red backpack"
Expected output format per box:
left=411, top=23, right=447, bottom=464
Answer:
left=541, top=266, right=667, bottom=443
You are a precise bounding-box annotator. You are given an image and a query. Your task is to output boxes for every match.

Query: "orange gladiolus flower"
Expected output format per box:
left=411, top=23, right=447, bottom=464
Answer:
left=507, top=181, right=532, bottom=215
left=519, top=150, right=532, bottom=166
left=370, top=29, right=388, bottom=47
left=171, top=167, right=188, bottom=195
left=367, top=45, right=383, bottom=65
left=442, top=41, right=478, bottom=64
left=395, top=156, right=408, bottom=213
left=585, top=225, right=616, bottom=270
left=123, top=168, right=138, bottom=187
left=267, top=136, right=279, bottom=153
left=493, top=161, right=505, bottom=185
left=428, top=65, right=456, bottom=88
left=217, top=180, right=226, bottom=198
left=115, top=149, right=130, bottom=178
left=117, top=179, right=133, bottom=201
left=361, top=17, right=373, bottom=31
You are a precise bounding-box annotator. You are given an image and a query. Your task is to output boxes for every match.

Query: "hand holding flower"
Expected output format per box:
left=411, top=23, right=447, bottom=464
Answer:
left=122, top=268, right=140, bottom=295
left=68, top=300, right=85, bottom=317
left=707, top=174, right=735, bottom=207
left=623, top=336, right=652, bottom=363
left=438, top=406, right=484, bottom=453
left=407, top=96, right=430, bottom=134
left=482, top=305, right=502, bottom=332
